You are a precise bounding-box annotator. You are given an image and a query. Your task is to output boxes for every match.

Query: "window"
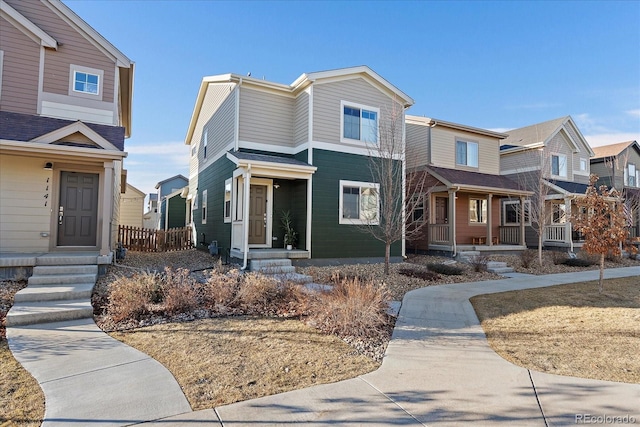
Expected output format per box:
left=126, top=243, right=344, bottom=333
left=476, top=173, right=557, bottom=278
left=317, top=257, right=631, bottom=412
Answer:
left=203, top=129, right=208, bottom=158
left=201, top=190, right=207, bottom=224
left=73, top=71, right=99, bottom=95
left=339, top=180, right=379, bottom=225
left=469, top=198, right=487, bottom=223
left=552, top=203, right=566, bottom=224
left=628, top=164, right=637, bottom=187
left=411, top=194, right=425, bottom=223
left=456, top=140, right=479, bottom=168
left=341, top=101, right=379, bottom=143
left=223, top=179, right=232, bottom=222
left=0, top=50, right=4, bottom=101
left=551, top=154, right=567, bottom=177
left=503, top=200, right=531, bottom=226
left=191, top=144, right=197, bottom=157
left=69, top=65, right=103, bottom=100
left=580, top=158, right=587, bottom=172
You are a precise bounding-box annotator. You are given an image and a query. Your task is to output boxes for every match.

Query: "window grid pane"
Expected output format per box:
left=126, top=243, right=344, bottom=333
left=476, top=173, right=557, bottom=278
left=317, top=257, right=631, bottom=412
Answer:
left=343, top=107, right=361, bottom=140
left=342, top=187, right=360, bottom=219
left=361, top=110, right=377, bottom=143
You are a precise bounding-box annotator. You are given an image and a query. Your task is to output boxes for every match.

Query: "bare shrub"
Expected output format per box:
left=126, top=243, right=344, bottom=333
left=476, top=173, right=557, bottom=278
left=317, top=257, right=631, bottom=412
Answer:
left=469, top=254, right=489, bottom=272
left=309, top=277, right=390, bottom=340
left=236, top=273, right=307, bottom=316
left=198, top=269, right=243, bottom=311
left=398, top=267, right=439, bottom=281
left=427, top=263, right=464, bottom=276
left=161, top=267, right=199, bottom=316
left=107, top=272, right=158, bottom=323
left=519, top=249, right=537, bottom=268
left=551, top=251, right=568, bottom=265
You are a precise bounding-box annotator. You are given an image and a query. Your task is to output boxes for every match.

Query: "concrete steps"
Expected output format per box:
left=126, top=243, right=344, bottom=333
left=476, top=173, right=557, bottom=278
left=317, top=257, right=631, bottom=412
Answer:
left=7, top=254, right=98, bottom=326
left=486, top=261, right=515, bottom=274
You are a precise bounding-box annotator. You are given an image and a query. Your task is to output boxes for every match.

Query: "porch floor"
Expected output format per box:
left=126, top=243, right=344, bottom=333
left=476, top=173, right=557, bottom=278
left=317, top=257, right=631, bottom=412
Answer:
left=230, top=248, right=310, bottom=260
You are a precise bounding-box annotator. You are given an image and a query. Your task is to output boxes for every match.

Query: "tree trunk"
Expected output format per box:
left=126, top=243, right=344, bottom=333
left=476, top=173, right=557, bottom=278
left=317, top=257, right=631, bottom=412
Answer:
left=384, top=242, right=391, bottom=275
left=599, top=253, right=605, bottom=293
left=538, top=232, right=543, bottom=266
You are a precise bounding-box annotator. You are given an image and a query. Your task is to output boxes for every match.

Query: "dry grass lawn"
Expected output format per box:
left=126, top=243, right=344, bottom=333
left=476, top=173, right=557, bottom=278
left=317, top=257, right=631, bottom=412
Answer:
left=109, top=316, right=379, bottom=410
left=471, top=277, right=640, bottom=383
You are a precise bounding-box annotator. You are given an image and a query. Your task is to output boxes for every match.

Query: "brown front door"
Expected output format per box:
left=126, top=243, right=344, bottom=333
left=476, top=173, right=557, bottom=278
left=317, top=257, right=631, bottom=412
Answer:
left=435, top=197, right=448, bottom=224
left=58, top=172, right=99, bottom=246
left=248, top=184, right=267, bottom=245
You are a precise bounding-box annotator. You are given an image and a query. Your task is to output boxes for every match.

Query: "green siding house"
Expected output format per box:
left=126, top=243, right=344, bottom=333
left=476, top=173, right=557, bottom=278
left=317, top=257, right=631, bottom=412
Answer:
left=184, top=66, right=414, bottom=267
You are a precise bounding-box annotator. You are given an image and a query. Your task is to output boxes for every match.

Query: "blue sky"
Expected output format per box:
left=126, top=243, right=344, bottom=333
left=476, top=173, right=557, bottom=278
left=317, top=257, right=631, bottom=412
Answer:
left=64, top=0, right=640, bottom=199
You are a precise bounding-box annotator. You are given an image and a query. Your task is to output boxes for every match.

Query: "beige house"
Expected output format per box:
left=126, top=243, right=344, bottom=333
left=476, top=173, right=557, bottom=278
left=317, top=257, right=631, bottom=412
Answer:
left=118, top=184, right=145, bottom=228
left=406, top=116, right=531, bottom=255
left=0, top=0, right=134, bottom=258
left=499, top=116, right=595, bottom=250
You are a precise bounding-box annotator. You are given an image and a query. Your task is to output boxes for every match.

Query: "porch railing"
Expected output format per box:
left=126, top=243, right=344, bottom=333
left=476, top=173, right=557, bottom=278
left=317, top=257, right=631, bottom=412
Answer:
left=498, top=226, right=520, bottom=245
left=118, top=225, right=193, bottom=252
left=544, top=223, right=571, bottom=243
left=429, top=224, right=450, bottom=244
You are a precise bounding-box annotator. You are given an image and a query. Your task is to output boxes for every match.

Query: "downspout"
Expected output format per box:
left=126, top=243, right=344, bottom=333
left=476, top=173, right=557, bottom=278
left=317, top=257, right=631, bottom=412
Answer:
left=401, top=106, right=407, bottom=258
left=451, top=186, right=460, bottom=257
left=241, top=164, right=251, bottom=270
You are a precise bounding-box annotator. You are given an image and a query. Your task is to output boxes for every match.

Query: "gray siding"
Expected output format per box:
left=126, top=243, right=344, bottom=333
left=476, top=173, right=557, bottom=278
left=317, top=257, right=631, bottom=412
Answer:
left=405, top=122, right=429, bottom=169
left=546, top=132, right=574, bottom=180
left=430, top=127, right=501, bottom=174
left=7, top=0, right=115, bottom=103
left=312, top=77, right=400, bottom=145
left=0, top=16, right=40, bottom=114
left=238, top=87, right=294, bottom=147
left=294, top=91, right=309, bottom=147
left=500, top=150, right=541, bottom=174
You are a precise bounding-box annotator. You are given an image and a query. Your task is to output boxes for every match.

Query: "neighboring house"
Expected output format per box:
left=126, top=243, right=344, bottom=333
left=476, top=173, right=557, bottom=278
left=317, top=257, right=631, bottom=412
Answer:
left=142, top=193, right=159, bottom=229
left=591, top=140, right=640, bottom=238
left=0, top=0, right=134, bottom=257
left=405, top=116, right=531, bottom=255
left=499, top=116, right=595, bottom=250
left=155, top=174, right=188, bottom=231
left=118, top=183, right=145, bottom=228
left=184, top=66, right=414, bottom=267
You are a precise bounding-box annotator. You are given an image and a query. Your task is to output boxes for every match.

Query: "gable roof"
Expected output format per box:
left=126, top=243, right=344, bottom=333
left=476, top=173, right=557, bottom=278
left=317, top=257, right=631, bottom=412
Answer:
left=591, top=140, right=639, bottom=160
left=500, top=116, right=595, bottom=157
left=546, top=179, right=589, bottom=196
left=155, top=174, right=189, bottom=189
left=124, top=183, right=145, bottom=197
left=406, top=115, right=508, bottom=139
left=185, top=66, right=413, bottom=145
left=426, top=166, right=530, bottom=195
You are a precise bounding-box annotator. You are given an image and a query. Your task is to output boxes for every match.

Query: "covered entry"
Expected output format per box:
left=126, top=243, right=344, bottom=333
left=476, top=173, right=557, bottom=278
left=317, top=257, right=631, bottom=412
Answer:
left=58, top=171, right=100, bottom=246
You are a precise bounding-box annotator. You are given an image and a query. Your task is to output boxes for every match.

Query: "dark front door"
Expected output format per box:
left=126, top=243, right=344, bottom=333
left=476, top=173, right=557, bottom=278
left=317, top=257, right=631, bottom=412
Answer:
left=248, top=184, right=267, bottom=245
left=58, top=172, right=99, bottom=246
left=435, top=197, right=449, bottom=224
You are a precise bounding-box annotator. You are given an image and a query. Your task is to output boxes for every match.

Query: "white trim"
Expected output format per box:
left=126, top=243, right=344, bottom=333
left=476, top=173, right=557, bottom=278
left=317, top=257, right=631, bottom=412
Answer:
left=234, top=81, right=240, bottom=151
left=69, top=64, right=103, bottom=100
left=0, top=50, right=3, bottom=101
left=223, top=178, right=232, bottom=223
left=340, top=100, right=380, bottom=145
left=469, top=197, right=488, bottom=224
left=239, top=140, right=296, bottom=155
left=500, top=165, right=541, bottom=175
left=198, top=142, right=234, bottom=173
left=30, top=121, right=119, bottom=151
left=550, top=153, right=568, bottom=178
left=248, top=178, right=273, bottom=248
left=455, top=139, right=479, bottom=168
left=41, top=100, right=114, bottom=125
left=502, top=199, right=531, bottom=226
left=37, top=46, right=45, bottom=115
left=306, top=177, right=313, bottom=255
left=0, top=1, right=57, bottom=48
left=201, top=189, right=208, bottom=224
left=307, top=85, right=313, bottom=164
left=579, top=158, right=588, bottom=172
left=339, top=180, right=380, bottom=225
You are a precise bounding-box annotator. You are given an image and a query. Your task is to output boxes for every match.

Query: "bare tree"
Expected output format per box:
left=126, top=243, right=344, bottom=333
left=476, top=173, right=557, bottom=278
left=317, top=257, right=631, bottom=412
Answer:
left=360, top=101, right=431, bottom=275
left=573, top=175, right=629, bottom=293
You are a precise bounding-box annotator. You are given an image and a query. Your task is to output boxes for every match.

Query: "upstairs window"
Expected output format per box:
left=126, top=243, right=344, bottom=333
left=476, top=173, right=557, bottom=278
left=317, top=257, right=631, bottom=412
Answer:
left=74, top=71, right=99, bottom=95
left=628, top=164, right=637, bottom=187
left=551, top=154, right=567, bottom=178
left=339, top=180, right=379, bottom=225
left=341, top=101, right=378, bottom=143
left=223, top=179, right=232, bottom=222
left=456, top=140, right=479, bottom=168
left=203, top=129, right=208, bottom=158
left=580, top=158, right=588, bottom=172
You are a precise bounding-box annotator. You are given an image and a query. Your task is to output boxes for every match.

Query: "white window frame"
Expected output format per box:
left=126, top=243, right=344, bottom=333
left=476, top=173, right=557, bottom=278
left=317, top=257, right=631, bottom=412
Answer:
left=68, top=64, right=103, bottom=100
left=201, top=189, right=208, bottom=224
left=579, top=158, right=587, bottom=172
left=552, top=202, right=567, bottom=224
left=503, top=200, right=531, bottom=226
left=551, top=153, right=567, bottom=178
left=223, top=178, right=232, bottom=223
left=469, top=197, right=487, bottom=224
left=627, top=163, right=637, bottom=187
left=203, top=129, right=208, bottom=159
left=0, top=50, right=4, bottom=101
left=340, top=100, right=380, bottom=145
left=456, top=140, right=479, bottom=168
left=339, top=180, right=380, bottom=225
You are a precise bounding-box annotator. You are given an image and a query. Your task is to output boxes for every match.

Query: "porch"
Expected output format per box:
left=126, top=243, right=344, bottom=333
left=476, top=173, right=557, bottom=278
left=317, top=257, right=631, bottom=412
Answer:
left=229, top=248, right=310, bottom=260
left=427, top=224, right=527, bottom=254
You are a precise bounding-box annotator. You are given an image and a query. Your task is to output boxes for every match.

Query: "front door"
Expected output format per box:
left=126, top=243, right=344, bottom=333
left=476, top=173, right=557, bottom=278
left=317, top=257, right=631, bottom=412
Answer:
left=58, top=171, right=99, bottom=246
left=248, top=184, right=267, bottom=245
left=435, top=197, right=449, bottom=224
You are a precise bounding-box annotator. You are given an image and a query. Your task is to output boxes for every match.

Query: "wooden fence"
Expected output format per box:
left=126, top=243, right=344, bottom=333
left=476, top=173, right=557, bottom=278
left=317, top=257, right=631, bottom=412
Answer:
left=118, top=225, right=193, bottom=252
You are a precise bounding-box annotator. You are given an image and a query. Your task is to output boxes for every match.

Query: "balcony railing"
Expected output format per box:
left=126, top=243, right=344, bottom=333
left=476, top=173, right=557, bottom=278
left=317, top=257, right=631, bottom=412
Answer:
left=498, top=226, right=521, bottom=245
left=429, top=224, right=450, bottom=244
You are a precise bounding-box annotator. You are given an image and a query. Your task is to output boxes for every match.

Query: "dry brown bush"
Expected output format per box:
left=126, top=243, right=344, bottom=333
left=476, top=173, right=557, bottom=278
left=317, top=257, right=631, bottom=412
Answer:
left=236, top=273, right=307, bottom=316
left=309, top=277, right=390, bottom=340
left=519, top=249, right=537, bottom=268
left=161, top=267, right=199, bottom=316
left=106, top=272, right=158, bottom=323
left=197, top=269, right=243, bottom=310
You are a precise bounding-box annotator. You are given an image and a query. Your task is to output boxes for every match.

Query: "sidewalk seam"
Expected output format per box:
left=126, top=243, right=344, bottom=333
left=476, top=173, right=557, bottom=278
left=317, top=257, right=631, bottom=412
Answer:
left=39, top=356, right=151, bottom=385
left=528, top=369, right=548, bottom=427
left=359, top=377, right=427, bottom=426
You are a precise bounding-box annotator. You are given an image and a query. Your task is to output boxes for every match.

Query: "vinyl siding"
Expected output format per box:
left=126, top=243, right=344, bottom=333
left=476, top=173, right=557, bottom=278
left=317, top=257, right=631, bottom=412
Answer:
left=546, top=132, right=574, bottom=180
left=294, top=91, right=309, bottom=147
left=6, top=0, right=115, bottom=103
left=0, top=16, right=40, bottom=114
left=431, top=127, right=501, bottom=174
left=238, top=87, right=294, bottom=147
left=118, top=186, right=144, bottom=227
left=312, top=77, right=401, bottom=147
left=591, top=161, right=614, bottom=187
left=500, top=149, right=542, bottom=174
left=310, top=148, right=400, bottom=258
left=0, top=155, right=53, bottom=251
left=405, top=122, right=429, bottom=169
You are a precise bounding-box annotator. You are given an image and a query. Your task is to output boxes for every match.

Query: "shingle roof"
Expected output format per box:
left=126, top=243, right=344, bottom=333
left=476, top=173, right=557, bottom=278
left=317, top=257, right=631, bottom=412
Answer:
left=547, top=179, right=589, bottom=195
left=0, top=111, right=126, bottom=150
left=591, top=141, right=637, bottom=160
left=427, top=166, right=526, bottom=193
left=229, top=150, right=311, bottom=167
left=501, top=116, right=569, bottom=147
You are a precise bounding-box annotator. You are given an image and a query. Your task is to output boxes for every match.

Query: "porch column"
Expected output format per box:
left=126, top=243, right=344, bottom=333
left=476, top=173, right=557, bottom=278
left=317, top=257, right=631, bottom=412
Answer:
left=487, top=194, right=493, bottom=246
left=242, top=166, right=252, bottom=269
left=306, top=177, right=312, bottom=255
left=101, top=161, right=114, bottom=256
left=448, top=189, right=456, bottom=248
left=565, top=197, right=573, bottom=252
left=519, top=196, right=526, bottom=247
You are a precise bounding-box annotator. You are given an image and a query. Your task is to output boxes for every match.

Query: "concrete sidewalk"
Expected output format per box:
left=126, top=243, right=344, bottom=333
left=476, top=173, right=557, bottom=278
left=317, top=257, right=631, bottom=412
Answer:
left=152, top=266, right=640, bottom=426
